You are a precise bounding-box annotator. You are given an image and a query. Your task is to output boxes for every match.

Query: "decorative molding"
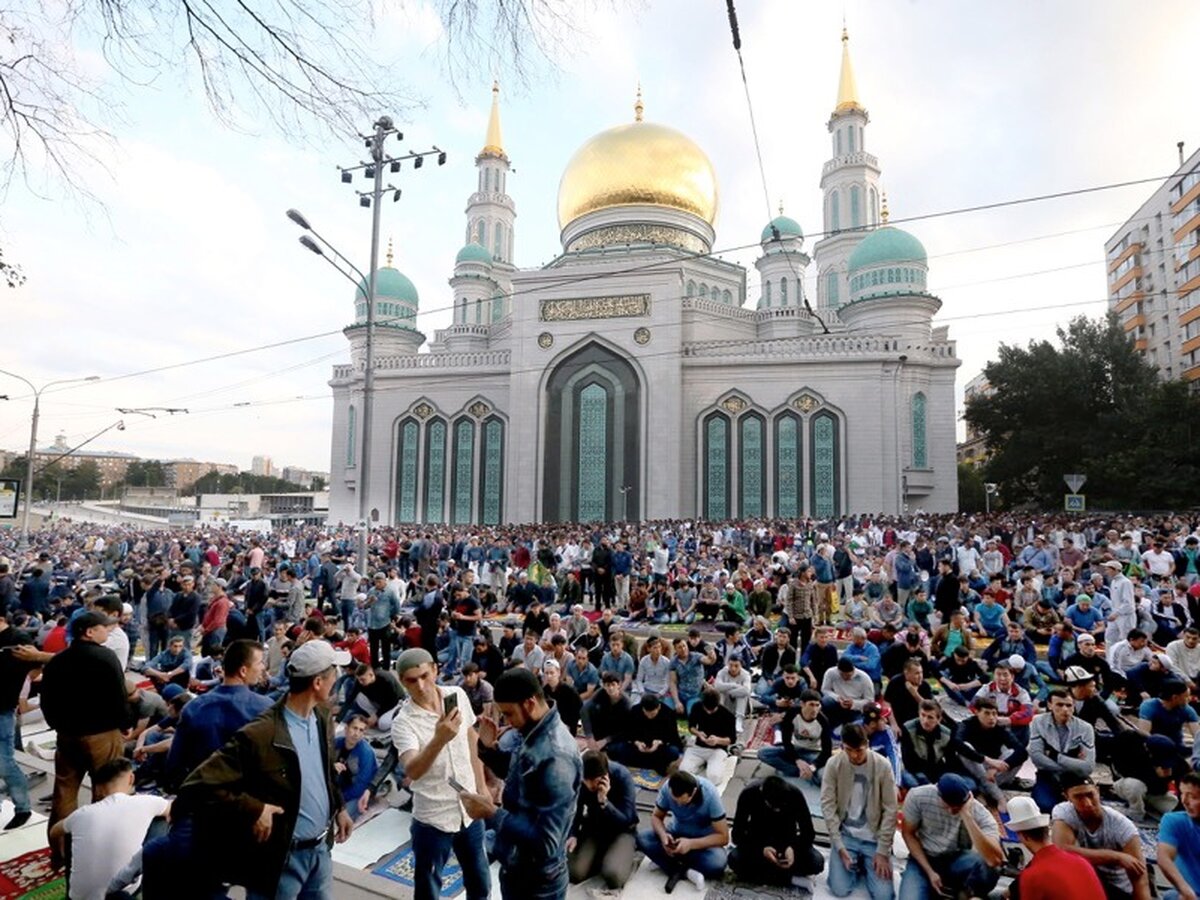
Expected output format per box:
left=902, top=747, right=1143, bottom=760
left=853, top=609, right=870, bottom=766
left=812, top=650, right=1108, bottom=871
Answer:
left=793, top=394, right=818, bottom=413
left=537, top=331, right=554, bottom=349
left=633, top=327, right=651, bottom=346
left=721, top=395, right=747, bottom=414
left=568, top=224, right=706, bottom=254
left=412, top=402, right=434, bottom=420
left=539, top=293, right=650, bottom=323
left=468, top=400, right=491, bottom=419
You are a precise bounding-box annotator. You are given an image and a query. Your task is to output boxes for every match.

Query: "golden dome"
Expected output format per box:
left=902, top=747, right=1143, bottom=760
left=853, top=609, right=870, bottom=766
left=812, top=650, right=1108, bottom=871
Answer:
left=557, top=119, right=719, bottom=230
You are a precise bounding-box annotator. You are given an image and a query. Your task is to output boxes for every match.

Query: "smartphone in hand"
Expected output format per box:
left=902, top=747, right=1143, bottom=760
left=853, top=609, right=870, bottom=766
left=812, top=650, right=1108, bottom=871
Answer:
left=447, top=776, right=468, bottom=793
left=443, top=692, right=458, bottom=716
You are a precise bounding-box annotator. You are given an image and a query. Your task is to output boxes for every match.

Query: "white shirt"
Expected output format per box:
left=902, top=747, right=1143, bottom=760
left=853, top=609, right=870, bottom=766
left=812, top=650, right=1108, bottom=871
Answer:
left=391, top=686, right=477, bottom=832
left=63, top=792, right=170, bottom=900
left=104, top=627, right=130, bottom=671
left=1141, top=549, right=1174, bottom=577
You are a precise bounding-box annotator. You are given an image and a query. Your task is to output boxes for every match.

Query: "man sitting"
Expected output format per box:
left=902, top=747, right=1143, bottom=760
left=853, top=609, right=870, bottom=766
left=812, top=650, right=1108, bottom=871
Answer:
left=757, top=689, right=831, bottom=784
left=1051, top=773, right=1151, bottom=900
left=608, top=694, right=682, bottom=775
left=1006, top=795, right=1105, bottom=900
left=899, top=700, right=961, bottom=789
left=637, top=770, right=729, bottom=893
left=898, top=774, right=1003, bottom=900
left=729, top=775, right=824, bottom=890
left=955, top=696, right=1028, bottom=815
left=567, top=750, right=639, bottom=891
left=581, top=673, right=631, bottom=754
left=820, top=657, right=874, bottom=727
left=1156, top=771, right=1200, bottom=900
left=1029, top=690, right=1097, bottom=812
left=680, top=688, right=738, bottom=784
left=335, top=714, right=379, bottom=820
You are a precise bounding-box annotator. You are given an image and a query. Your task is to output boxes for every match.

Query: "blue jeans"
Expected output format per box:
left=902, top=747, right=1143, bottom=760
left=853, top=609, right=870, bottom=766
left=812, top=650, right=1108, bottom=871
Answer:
left=411, top=818, right=490, bottom=900
left=758, top=746, right=821, bottom=783
left=0, top=709, right=30, bottom=814
left=900, top=771, right=931, bottom=790
left=1032, top=772, right=1063, bottom=813
left=246, top=845, right=332, bottom=900
left=897, top=851, right=997, bottom=900
left=941, top=684, right=980, bottom=706
left=446, top=633, right=474, bottom=677
left=636, top=828, right=727, bottom=878
left=827, top=833, right=894, bottom=900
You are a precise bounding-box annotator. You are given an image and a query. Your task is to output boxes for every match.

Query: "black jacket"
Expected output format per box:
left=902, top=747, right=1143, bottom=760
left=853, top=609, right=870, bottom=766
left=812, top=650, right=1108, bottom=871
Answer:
left=733, top=778, right=816, bottom=856
left=622, top=702, right=681, bottom=749
left=41, top=638, right=130, bottom=737
left=571, top=760, right=637, bottom=842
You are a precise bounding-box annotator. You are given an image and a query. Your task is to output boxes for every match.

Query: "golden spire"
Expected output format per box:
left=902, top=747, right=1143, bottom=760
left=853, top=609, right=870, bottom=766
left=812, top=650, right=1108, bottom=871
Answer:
left=386, top=237, right=394, bottom=267
left=634, top=83, right=644, bottom=122
left=880, top=192, right=889, bottom=225
left=481, top=80, right=505, bottom=157
left=834, top=27, right=865, bottom=115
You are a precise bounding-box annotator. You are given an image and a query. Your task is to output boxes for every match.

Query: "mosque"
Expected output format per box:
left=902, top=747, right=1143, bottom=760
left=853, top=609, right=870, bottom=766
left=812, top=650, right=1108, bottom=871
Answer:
left=328, top=30, right=960, bottom=527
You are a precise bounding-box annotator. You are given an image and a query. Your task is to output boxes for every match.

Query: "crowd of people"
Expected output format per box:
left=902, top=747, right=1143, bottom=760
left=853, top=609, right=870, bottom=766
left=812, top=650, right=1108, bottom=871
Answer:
left=0, top=512, right=1197, bottom=900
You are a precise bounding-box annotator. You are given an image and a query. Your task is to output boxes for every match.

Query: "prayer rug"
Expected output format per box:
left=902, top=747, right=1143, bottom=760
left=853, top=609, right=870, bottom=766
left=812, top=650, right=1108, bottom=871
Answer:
left=371, top=842, right=464, bottom=896
left=629, top=767, right=666, bottom=791
left=744, top=714, right=780, bottom=751
left=0, top=848, right=64, bottom=900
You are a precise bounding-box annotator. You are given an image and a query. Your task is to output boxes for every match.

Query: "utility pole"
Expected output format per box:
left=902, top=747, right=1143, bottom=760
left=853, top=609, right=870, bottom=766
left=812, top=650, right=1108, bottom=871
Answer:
left=289, top=123, right=445, bottom=573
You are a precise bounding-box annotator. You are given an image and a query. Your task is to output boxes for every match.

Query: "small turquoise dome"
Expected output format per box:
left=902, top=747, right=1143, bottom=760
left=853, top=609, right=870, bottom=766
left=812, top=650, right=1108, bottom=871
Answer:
left=761, top=215, right=803, bottom=243
left=455, top=242, right=493, bottom=265
left=847, top=226, right=927, bottom=272
left=355, top=266, right=419, bottom=306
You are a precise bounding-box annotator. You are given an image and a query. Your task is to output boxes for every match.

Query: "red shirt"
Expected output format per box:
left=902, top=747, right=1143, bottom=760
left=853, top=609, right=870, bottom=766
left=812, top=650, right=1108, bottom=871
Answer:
left=43, top=626, right=68, bottom=655
left=337, top=636, right=371, bottom=666
left=1017, top=844, right=1104, bottom=900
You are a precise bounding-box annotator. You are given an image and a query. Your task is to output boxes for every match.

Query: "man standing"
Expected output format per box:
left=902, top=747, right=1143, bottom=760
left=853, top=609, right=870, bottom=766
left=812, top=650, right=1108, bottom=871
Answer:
left=1105, top=559, right=1137, bottom=646
left=176, top=640, right=355, bottom=898
left=446, top=582, right=482, bottom=680
left=1006, top=796, right=1104, bottom=900
left=0, top=611, right=34, bottom=829
left=163, top=638, right=272, bottom=790
left=567, top=750, right=639, bottom=891
left=461, top=668, right=581, bottom=900
left=898, top=774, right=1002, bottom=900
left=391, top=648, right=490, bottom=900
left=820, top=724, right=897, bottom=900
left=40, top=611, right=129, bottom=850
left=730, top=774, right=824, bottom=890
left=167, top=574, right=201, bottom=641
left=365, top=572, right=402, bottom=670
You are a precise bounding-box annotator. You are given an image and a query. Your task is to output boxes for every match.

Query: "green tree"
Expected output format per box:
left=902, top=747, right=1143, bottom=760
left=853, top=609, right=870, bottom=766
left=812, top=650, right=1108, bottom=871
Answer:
left=121, top=459, right=167, bottom=488
left=190, top=470, right=307, bottom=495
left=964, top=313, right=1200, bottom=509
left=957, top=463, right=986, bottom=513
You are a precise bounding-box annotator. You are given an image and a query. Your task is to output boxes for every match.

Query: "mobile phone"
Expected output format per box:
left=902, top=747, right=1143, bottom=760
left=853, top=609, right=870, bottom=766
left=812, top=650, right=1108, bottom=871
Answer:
left=447, top=776, right=467, bottom=793
left=443, top=692, right=458, bottom=716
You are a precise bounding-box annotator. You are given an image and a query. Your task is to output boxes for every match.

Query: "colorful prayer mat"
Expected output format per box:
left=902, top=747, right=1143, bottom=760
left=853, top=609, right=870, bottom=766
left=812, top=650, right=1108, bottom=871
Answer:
left=629, top=767, right=666, bottom=791
left=0, top=848, right=64, bottom=900
left=371, top=842, right=464, bottom=896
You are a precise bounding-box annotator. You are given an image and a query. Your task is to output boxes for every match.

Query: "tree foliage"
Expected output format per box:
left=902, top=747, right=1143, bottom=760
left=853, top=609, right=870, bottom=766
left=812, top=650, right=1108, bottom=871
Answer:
left=121, top=458, right=167, bottom=487
left=957, top=463, right=986, bottom=513
left=1, top=456, right=102, bottom=500
left=964, top=314, right=1200, bottom=510
left=189, top=470, right=308, bottom=495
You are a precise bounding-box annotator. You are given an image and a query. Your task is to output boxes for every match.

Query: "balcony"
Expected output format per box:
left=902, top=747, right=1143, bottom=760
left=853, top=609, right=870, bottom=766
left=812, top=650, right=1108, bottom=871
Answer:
left=1113, top=290, right=1143, bottom=315
left=1184, top=363, right=1200, bottom=383
left=1122, top=313, right=1145, bottom=332
left=1109, top=265, right=1142, bottom=294
left=1106, top=241, right=1142, bottom=274
left=1134, top=338, right=1148, bottom=351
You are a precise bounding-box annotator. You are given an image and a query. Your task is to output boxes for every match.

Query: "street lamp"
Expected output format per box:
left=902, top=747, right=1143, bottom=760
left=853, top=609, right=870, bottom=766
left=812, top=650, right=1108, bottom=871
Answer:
left=0, top=370, right=100, bottom=546
left=984, top=482, right=997, bottom=514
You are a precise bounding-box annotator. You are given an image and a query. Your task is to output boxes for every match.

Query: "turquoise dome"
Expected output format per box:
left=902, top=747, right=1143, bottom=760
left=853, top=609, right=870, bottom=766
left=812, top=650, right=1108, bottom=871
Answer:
left=847, top=226, right=927, bottom=272
left=354, top=266, right=419, bottom=306
left=761, top=215, right=803, bottom=243
left=455, top=242, right=493, bottom=265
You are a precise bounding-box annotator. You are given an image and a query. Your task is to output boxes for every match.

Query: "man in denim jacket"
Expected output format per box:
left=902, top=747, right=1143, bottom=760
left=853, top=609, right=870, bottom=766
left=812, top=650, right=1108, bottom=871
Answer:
left=462, top=668, right=581, bottom=900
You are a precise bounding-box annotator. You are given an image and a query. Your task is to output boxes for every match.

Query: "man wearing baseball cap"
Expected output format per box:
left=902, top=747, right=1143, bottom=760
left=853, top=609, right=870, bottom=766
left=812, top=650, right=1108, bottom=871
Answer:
left=174, top=639, right=354, bottom=897
left=1006, top=795, right=1103, bottom=899
left=898, top=773, right=1002, bottom=899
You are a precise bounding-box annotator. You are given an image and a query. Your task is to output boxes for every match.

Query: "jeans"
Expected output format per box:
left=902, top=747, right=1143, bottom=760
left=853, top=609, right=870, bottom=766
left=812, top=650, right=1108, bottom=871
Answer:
left=827, top=834, right=894, bottom=900
left=446, top=633, right=474, bottom=678
left=368, top=627, right=393, bottom=669
left=636, top=828, right=727, bottom=878
left=568, top=832, right=637, bottom=889
left=0, top=709, right=30, bottom=814
left=897, top=851, right=997, bottom=900
left=410, top=818, right=490, bottom=900
left=246, top=845, right=332, bottom=900
left=1032, top=771, right=1064, bottom=813
left=900, top=771, right=931, bottom=790
left=821, top=696, right=863, bottom=726
left=941, top=684, right=980, bottom=706
left=757, top=746, right=821, bottom=782
left=340, top=599, right=356, bottom=632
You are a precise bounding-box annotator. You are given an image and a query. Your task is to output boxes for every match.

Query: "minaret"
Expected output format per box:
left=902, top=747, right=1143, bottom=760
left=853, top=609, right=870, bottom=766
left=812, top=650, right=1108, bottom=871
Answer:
left=812, top=27, right=883, bottom=310
left=463, top=81, right=517, bottom=268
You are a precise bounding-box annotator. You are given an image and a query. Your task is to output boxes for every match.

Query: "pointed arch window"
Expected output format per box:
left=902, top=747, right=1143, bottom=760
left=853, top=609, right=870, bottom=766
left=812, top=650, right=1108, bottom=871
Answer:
left=477, top=220, right=487, bottom=247
left=396, top=418, right=419, bottom=523
left=869, top=187, right=878, bottom=225
left=722, top=289, right=732, bottom=304
left=850, top=185, right=862, bottom=228
left=739, top=413, right=765, bottom=518
left=479, top=417, right=505, bottom=525
left=826, top=271, right=839, bottom=306
left=686, top=280, right=696, bottom=297
left=848, top=126, right=856, bottom=153
left=774, top=412, right=802, bottom=518
left=836, top=130, right=843, bottom=155
left=780, top=277, right=788, bottom=304
left=829, top=189, right=841, bottom=233
left=474, top=298, right=482, bottom=324
left=912, top=392, right=928, bottom=468
left=424, top=419, right=447, bottom=523
left=703, top=412, right=731, bottom=520
left=765, top=280, right=772, bottom=305
left=346, top=405, right=357, bottom=468
left=452, top=418, right=475, bottom=523
left=577, top=383, right=608, bottom=522
left=494, top=222, right=505, bottom=260
left=810, top=411, right=840, bottom=517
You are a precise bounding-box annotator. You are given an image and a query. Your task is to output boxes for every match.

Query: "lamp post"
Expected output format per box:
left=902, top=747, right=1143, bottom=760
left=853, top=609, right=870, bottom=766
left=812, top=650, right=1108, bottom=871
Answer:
left=287, top=125, right=443, bottom=571
left=0, top=371, right=100, bottom=546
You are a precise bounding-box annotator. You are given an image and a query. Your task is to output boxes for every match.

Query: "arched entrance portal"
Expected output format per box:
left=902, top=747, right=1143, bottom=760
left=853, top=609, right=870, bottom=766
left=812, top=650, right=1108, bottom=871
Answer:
left=543, top=342, right=641, bottom=522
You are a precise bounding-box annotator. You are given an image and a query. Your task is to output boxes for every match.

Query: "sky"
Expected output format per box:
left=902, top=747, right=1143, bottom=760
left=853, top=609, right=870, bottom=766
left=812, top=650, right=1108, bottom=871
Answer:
left=1, top=0, right=1196, bottom=473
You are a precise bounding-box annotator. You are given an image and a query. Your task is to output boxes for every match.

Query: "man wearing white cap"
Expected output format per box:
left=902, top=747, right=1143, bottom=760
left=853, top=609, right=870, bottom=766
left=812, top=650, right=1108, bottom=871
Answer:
left=1006, top=795, right=1104, bottom=899
left=1104, top=559, right=1137, bottom=646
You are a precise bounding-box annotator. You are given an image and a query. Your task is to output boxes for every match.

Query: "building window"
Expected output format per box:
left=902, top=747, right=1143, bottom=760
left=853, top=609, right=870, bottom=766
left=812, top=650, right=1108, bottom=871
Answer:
left=474, top=298, right=482, bottom=324
left=424, top=419, right=446, bottom=523
left=494, top=222, right=505, bottom=260
left=452, top=418, right=475, bottom=524
left=477, top=220, right=487, bottom=247
left=850, top=185, right=862, bottom=228
left=765, top=280, right=772, bottom=305
left=686, top=280, right=696, bottom=297
left=577, top=383, right=608, bottom=522
left=479, top=417, right=504, bottom=525
left=703, top=412, right=730, bottom=520
left=699, top=284, right=708, bottom=298
left=774, top=413, right=802, bottom=517
left=848, top=126, right=856, bottom=153
left=836, top=129, right=842, bottom=155
left=346, top=405, right=357, bottom=468
left=826, top=271, right=839, bottom=306
left=912, top=392, right=927, bottom=468
left=722, top=289, right=732, bottom=304
left=829, top=189, right=840, bottom=232
left=780, top=277, right=788, bottom=304
left=810, top=411, right=840, bottom=517
left=491, top=294, right=505, bottom=323
left=739, top=414, right=765, bottom=518
left=396, top=419, right=419, bottom=523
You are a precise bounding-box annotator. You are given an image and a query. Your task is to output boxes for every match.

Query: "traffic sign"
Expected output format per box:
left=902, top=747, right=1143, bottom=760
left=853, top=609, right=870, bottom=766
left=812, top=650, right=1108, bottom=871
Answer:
left=1064, top=474, right=1087, bottom=493
left=1064, top=494, right=1086, bottom=512
left=0, top=479, right=17, bottom=518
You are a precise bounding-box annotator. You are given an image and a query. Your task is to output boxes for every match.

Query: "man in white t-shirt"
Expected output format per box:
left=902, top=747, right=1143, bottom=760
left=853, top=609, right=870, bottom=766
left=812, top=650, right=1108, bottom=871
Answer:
left=50, top=757, right=170, bottom=900
left=391, top=648, right=490, bottom=900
